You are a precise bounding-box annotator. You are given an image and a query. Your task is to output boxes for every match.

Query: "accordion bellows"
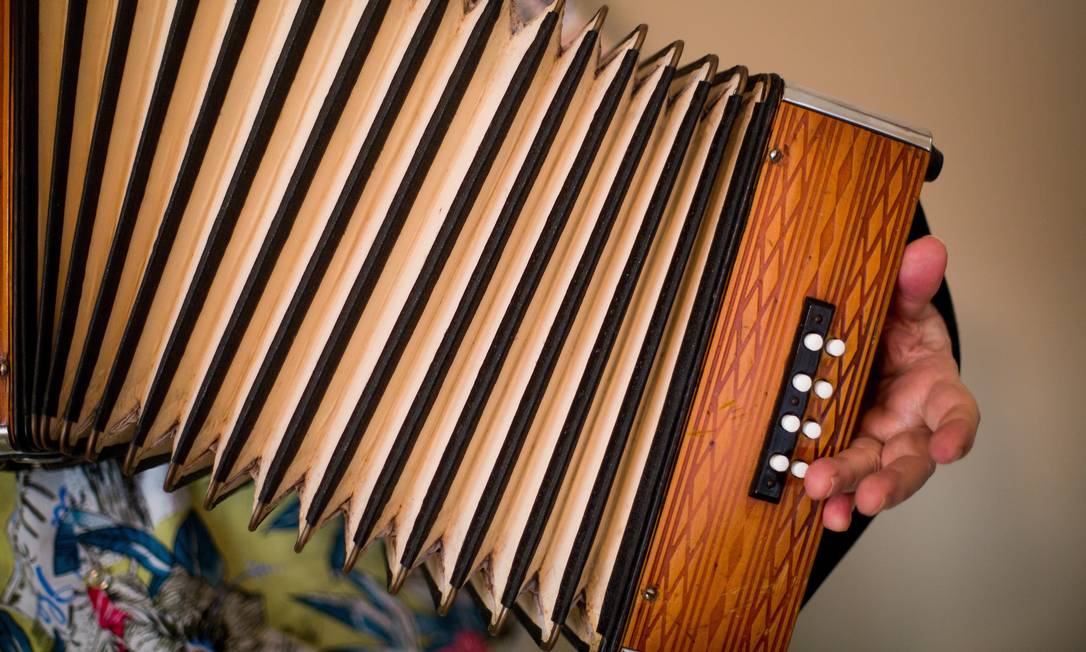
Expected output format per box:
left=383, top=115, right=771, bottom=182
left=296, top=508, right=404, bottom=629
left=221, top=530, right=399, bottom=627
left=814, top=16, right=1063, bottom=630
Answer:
left=0, top=0, right=935, bottom=649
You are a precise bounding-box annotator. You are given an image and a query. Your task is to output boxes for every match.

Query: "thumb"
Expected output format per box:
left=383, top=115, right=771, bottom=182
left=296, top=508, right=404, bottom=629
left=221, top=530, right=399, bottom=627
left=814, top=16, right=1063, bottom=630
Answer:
left=892, top=236, right=947, bottom=321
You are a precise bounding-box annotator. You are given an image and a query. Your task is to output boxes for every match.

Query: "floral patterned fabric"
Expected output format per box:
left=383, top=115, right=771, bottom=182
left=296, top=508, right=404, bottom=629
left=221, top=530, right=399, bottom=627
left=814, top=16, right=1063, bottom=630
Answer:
left=0, top=461, right=491, bottom=651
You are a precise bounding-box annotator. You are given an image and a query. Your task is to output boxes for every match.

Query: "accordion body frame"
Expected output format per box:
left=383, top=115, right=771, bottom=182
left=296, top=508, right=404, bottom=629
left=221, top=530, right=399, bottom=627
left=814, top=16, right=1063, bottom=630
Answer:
left=0, top=1, right=933, bottom=650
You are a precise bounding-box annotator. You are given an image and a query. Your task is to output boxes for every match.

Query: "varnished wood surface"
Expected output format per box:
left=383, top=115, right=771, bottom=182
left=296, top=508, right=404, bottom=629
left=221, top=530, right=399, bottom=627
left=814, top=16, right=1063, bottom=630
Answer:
left=622, top=102, right=929, bottom=651
left=1, top=0, right=12, bottom=435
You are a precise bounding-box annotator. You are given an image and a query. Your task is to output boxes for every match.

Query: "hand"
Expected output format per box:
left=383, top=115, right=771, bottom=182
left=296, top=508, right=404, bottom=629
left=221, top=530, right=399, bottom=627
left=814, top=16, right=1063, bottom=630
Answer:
left=803, top=236, right=980, bottom=531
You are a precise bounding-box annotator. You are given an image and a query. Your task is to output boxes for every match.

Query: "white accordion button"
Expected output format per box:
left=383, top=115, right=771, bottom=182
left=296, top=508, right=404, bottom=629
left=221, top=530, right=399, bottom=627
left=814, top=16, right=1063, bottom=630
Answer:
left=825, top=338, right=846, bottom=357
left=803, top=333, right=824, bottom=351
left=781, top=414, right=801, bottom=433
left=792, top=373, right=812, bottom=392
left=814, top=380, right=834, bottom=399
left=802, top=420, right=822, bottom=439
left=769, top=454, right=790, bottom=472
left=791, top=460, right=809, bottom=478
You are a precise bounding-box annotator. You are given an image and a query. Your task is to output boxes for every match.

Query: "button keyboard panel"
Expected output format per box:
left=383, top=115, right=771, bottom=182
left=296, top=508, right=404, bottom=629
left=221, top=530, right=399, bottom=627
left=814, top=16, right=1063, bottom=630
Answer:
left=750, top=298, right=835, bottom=503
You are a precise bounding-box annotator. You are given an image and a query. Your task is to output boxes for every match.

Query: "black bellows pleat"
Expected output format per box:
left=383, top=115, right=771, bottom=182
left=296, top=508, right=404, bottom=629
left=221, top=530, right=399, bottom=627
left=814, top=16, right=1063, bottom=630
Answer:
left=43, top=0, right=138, bottom=426
left=65, top=0, right=200, bottom=427
left=33, top=0, right=88, bottom=440
left=128, top=0, right=326, bottom=461
left=95, top=1, right=260, bottom=434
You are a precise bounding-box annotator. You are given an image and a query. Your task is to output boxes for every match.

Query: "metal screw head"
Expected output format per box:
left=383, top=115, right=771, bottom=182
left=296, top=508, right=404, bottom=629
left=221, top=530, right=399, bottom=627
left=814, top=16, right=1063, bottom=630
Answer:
left=0, top=356, right=8, bottom=377
left=769, top=148, right=784, bottom=163
left=642, top=586, right=659, bottom=602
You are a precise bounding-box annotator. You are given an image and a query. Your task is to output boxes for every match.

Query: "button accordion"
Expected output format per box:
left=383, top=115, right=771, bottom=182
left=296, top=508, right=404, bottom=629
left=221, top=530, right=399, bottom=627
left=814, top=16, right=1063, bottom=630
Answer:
left=0, top=0, right=939, bottom=649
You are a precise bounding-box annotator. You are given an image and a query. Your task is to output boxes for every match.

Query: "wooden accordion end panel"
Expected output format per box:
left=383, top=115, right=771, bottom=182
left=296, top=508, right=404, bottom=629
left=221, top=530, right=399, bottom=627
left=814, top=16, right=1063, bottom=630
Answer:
left=0, top=0, right=934, bottom=649
left=617, top=104, right=929, bottom=651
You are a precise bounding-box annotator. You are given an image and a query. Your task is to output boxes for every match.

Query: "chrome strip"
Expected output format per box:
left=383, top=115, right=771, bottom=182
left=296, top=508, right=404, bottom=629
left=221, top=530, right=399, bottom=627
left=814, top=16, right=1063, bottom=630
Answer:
left=0, top=426, right=68, bottom=465
left=783, top=84, right=932, bottom=151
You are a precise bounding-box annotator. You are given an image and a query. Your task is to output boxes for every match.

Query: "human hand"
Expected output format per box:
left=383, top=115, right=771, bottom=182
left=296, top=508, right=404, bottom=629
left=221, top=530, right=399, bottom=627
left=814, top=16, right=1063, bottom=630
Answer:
left=804, top=236, right=980, bottom=531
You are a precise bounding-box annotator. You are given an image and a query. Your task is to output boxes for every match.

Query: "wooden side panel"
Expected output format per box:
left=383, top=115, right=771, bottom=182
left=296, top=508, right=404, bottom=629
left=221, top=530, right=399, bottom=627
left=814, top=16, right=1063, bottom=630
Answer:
left=0, top=0, right=11, bottom=435
left=622, top=103, right=928, bottom=651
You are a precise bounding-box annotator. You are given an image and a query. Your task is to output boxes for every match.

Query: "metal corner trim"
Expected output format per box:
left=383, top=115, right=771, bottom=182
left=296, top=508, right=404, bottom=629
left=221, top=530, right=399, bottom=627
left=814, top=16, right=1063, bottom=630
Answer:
left=782, top=83, right=933, bottom=151
left=0, top=426, right=65, bottom=464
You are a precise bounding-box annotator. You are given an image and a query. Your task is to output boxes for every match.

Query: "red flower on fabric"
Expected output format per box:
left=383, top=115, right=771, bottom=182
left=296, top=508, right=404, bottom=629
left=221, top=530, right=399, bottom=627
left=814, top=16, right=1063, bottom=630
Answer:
left=439, top=630, right=489, bottom=652
left=87, top=585, right=130, bottom=651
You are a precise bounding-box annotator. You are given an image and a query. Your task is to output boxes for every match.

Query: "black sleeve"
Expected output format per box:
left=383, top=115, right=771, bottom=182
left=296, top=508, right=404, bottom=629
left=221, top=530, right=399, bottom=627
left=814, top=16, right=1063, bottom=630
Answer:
left=802, top=202, right=961, bottom=604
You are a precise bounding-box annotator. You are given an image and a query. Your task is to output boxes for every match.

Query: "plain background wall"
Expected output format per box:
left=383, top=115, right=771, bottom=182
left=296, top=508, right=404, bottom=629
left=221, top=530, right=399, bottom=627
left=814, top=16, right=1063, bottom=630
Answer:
left=525, top=1, right=1085, bottom=650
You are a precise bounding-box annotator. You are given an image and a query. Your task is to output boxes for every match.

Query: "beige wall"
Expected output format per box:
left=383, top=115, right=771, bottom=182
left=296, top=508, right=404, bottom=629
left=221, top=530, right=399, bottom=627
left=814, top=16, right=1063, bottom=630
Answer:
left=513, top=1, right=1083, bottom=650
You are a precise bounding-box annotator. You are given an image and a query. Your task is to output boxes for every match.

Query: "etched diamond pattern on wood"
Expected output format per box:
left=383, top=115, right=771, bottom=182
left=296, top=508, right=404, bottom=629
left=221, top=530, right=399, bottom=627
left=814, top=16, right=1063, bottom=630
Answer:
left=622, top=102, right=928, bottom=652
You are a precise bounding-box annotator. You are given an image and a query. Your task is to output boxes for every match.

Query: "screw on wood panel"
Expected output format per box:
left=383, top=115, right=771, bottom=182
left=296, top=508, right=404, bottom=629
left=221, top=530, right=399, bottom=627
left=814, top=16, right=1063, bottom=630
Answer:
left=769, top=148, right=784, bottom=163
left=642, top=586, right=659, bottom=602
left=0, top=355, right=8, bottom=377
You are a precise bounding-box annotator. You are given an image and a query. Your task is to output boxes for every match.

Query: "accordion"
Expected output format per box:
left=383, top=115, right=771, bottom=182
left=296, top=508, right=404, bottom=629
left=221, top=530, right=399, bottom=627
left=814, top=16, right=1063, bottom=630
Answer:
left=0, top=0, right=939, bottom=649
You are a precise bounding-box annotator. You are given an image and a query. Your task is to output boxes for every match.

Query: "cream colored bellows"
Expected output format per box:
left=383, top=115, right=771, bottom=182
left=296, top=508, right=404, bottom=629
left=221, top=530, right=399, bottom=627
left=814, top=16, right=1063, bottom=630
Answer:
left=27, top=0, right=768, bottom=647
